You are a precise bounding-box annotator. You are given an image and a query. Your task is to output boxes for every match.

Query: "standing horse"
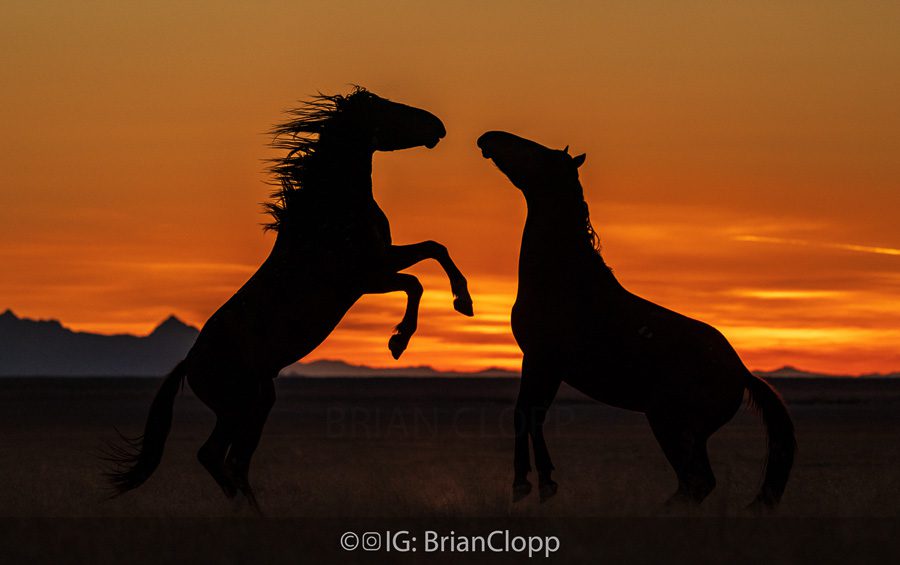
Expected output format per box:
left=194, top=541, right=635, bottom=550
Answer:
left=477, top=131, right=795, bottom=509
left=105, top=88, right=473, bottom=509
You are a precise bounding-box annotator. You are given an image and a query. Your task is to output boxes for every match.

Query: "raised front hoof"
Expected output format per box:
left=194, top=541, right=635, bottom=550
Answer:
left=539, top=480, right=558, bottom=502
left=512, top=480, right=533, bottom=502
left=388, top=334, right=410, bottom=360
left=453, top=296, right=474, bottom=317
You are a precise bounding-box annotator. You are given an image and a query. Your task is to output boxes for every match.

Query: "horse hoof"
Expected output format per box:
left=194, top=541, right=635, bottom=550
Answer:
left=453, top=297, right=474, bottom=317
left=512, top=480, right=532, bottom=502
left=539, top=481, right=558, bottom=502
left=242, top=491, right=263, bottom=517
left=388, top=334, right=408, bottom=360
left=662, top=492, right=696, bottom=510
left=745, top=498, right=775, bottom=515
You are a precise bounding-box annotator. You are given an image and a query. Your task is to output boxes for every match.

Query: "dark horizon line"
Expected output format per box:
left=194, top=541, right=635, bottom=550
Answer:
left=3, top=309, right=898, bottom=378
left=1, top=360, right=898, bottom=380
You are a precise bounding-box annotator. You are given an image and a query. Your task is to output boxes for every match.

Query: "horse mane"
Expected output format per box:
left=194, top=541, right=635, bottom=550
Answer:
left=583, top=202, right=602, bottom=254
left=263, top=86, right=371, bottom=232
left=581, top=201, right=615, bottom=277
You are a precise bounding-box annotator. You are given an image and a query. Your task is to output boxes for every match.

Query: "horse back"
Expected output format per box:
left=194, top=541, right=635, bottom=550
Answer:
left=514, top=272, right=746, bottom=411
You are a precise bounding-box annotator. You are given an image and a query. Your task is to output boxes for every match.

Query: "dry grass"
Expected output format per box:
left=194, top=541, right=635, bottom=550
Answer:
left=1, top=377, right=899, bottom=563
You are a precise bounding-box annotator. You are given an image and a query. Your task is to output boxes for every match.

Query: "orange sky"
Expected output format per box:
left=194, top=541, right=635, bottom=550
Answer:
left=2, top=2, right=899, bottom=374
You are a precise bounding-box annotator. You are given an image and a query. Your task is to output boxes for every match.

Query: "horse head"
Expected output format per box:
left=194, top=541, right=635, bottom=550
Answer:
left=477, top=130, right=585, bottom=199
left=332, top=88, right=446, bottom=152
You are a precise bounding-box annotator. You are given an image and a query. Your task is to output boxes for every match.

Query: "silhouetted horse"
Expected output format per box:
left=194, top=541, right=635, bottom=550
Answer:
left=105, top=88, right=473, bottom=510
left=477, top=131, right=795, bottom=509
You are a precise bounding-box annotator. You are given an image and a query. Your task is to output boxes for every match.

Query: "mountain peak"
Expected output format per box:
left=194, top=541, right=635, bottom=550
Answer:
left=0, top=311, right=198, bottom=376
left=769, top=365, right=807, bottom=375
left=149, top=315, right=198, bottom=337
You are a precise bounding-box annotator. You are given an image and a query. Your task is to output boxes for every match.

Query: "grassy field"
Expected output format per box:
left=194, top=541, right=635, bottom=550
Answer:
left=1, top=376, right=899, bottom=563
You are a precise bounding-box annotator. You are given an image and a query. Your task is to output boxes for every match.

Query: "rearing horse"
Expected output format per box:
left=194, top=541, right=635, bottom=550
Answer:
left=477, top=130, right=795, bottom=509
left=106, top=88, right=473, bottom=509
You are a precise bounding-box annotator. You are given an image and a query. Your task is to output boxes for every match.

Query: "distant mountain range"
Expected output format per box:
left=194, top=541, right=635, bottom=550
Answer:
left=0, top=309, right=198, bottom=376
left=0, top=309, right=516, bottom=378
left=280, top=359, right=518, bottom=378
left=752, top=365, right=899, bottom=380
left=1, top=309, right=897, bottom=378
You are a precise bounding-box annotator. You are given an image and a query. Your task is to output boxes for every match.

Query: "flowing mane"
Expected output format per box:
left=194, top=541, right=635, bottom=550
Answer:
left=263, top=86, right=371, bottom=232
left=582, top=200, right=602, bottom=254
left=581, top=200, right=614, bottom=274
left=104, top=89, right=470, bottom=512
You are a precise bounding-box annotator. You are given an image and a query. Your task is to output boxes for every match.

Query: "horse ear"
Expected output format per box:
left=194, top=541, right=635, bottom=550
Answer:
left=573, top=153, right=587, bottom=168
left=563, top=145, right=569, bottom=154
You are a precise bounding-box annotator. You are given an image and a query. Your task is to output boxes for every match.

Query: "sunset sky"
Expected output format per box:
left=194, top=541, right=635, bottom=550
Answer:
left=2, top=2, right=899, bottom=374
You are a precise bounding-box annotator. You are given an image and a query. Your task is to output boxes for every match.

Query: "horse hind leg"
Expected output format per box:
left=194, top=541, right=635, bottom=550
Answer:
left=681, top=438, right=715, bottom=503
left=648, top=413, right=716, bottom=506
left=197, top=418, right=236, bottom=498
left=224, top=379, right=276, bottom=514
left=189, top=369, right=239, bottom=498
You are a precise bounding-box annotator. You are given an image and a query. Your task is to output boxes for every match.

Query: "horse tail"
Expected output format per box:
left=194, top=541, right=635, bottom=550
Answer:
left=103, top=359, right=188, bottom=496
left=744, top=371, right=797, bottom=508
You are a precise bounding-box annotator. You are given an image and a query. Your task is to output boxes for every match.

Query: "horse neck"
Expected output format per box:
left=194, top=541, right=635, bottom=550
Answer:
left=520, top=186, right=618, bottom=289
left=269, top=142, right=382, bottom=259
left=520, top=198, right=585, bottom=263
left=306, top=142, right=375, bottom=200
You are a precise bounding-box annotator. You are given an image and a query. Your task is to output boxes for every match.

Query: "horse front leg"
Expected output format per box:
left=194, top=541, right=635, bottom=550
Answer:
left=514, top=356, right=561, bottom=502
left=386, top=242, right=473, bottom=317
left=362, top=272, right=423, bottom=360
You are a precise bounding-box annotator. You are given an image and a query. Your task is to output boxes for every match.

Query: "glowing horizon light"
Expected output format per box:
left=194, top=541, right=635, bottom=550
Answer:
left=731, top=289, right=847, bottom=300
left=3, top=2, right=899, bottom=376
left=735, top=235, right=900, bottom=257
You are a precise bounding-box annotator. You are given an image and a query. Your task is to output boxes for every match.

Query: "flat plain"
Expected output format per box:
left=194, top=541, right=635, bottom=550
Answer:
left=1, top=376, right=899, bottom=563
